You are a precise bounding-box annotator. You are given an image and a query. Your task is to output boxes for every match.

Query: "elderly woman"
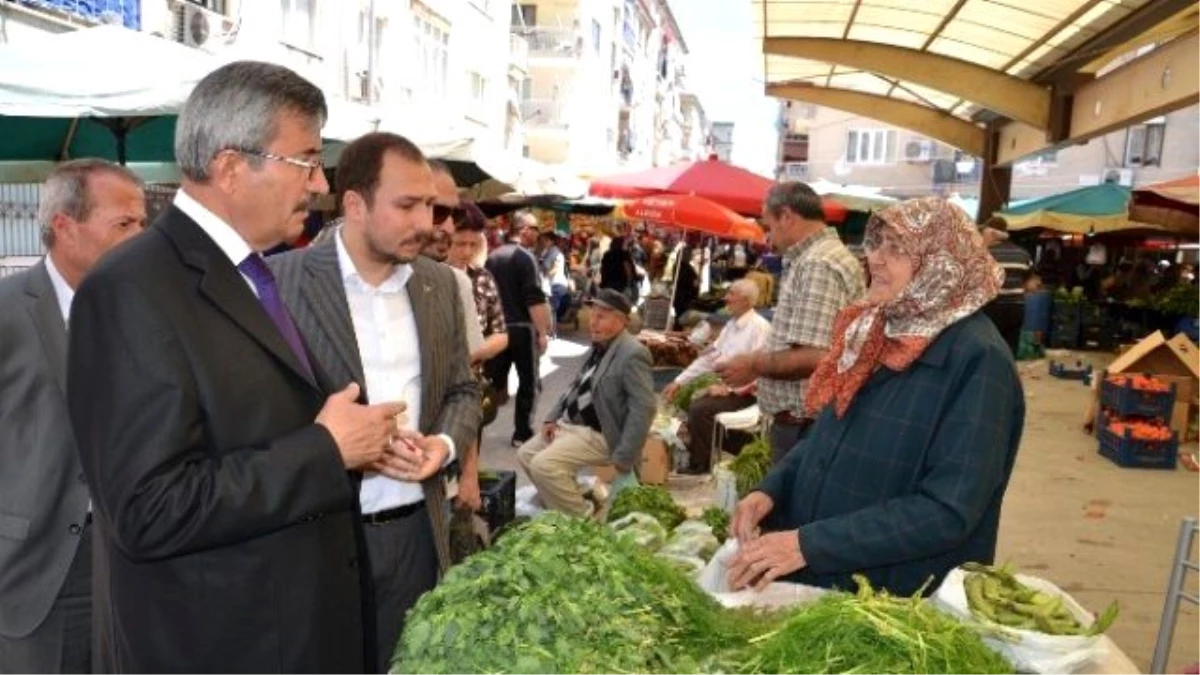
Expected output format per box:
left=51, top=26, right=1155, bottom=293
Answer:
left=728, top=197, right=1025, bottom=596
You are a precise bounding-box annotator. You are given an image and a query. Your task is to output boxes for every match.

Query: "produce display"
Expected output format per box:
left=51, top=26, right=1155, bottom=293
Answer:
left=392, top=514, right=773, bottom=674
left=1150, top=283, right=1199, bottom=316
left=672, top=373, right=721, bottom=412
left=1107, top=418, right=1173, bottom=441
left=726, top=434, right=771, bottom=497
left=606, top=485, right=687, bottom=530
left=1106, top=373, right=1171, bottom=392
left=393, top=516, right=1015, bottom=674
left=700, top=506, right=730, bottom=541
left=732, top=576, right=1012, bottom=675
left=962, top=563, right=1119, bottom=636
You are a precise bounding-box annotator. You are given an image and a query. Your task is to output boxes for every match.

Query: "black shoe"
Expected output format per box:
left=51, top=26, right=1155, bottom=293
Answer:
left=677, top=463, right=710, bottom=476
left=511, top=433, right=533, bottom=448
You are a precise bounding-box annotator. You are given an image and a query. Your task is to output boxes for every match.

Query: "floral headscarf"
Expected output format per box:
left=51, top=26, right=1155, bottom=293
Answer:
left=805, top=197, right=1003, bottom=418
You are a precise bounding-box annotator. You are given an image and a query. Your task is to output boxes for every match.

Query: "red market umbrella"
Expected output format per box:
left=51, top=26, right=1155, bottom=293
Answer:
left=1130, top=174, right=1198, bottom=239
left=615, top=193, right=765, bottom=243
left=590, top=154, right=845, bottom=221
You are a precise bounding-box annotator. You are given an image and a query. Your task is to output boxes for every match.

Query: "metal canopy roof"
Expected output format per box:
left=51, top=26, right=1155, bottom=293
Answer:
left=754, top=0, right=1199, bottom=157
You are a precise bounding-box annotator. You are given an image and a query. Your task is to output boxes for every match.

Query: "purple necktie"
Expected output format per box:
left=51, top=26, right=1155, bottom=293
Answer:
left=238, top=254, right=314, bottom=380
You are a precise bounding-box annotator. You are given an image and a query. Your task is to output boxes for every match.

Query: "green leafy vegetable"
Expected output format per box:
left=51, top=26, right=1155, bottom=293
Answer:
left=727, top=435, right=771, bottom=498
left=962, top=562, right=1119, bottom=636
left=607, top=485, right=687, bottom=530
left=700, top=506, right=730, bottom=542
left=673, top=373, right=721, bottom=412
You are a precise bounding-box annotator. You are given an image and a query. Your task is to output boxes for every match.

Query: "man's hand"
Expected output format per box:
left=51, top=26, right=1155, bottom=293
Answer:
left=374, top=432, right=450, bottom=482
left=661, top=382, right=682, bottom=403
left=726, top=530, right=807, bottom=591
left=541, top=422, right=558, bottom=442
left=537, top=333, right=549, bottom=354
left=316, top=383, right=407, bottom=470
left=731, top=491, right=774, bottom=543
left=456, top=466, right=482, bottom=511
left=606, top=470, right=638, bottom=508
left=715, top=353, right=756, bottom=388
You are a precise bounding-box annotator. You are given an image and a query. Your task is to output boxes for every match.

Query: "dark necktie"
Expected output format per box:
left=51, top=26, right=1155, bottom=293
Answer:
left=237, top=254, right=314, bottom=380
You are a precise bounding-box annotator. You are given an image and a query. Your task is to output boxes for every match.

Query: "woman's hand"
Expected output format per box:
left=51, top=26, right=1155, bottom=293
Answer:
left=726, top=530, right=807, bottom=591
left=731, top=491, right=774, bottom=543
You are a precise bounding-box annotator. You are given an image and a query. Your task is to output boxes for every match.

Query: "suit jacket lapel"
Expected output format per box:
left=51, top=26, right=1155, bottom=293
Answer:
left=407, top=262, right=437, bottom=432
left=302, top=237, right=367, bottom=388
left=593, top=331, right=626, bottom=384
left=25, top=261, right=68, bottom=396
left=159, top=207, right=318, bottom=390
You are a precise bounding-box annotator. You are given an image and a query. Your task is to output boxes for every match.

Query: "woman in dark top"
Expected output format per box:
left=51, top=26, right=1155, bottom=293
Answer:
left=672, top=246, right=700, bottom=330
left=727, top=197, right=1025, bottom=597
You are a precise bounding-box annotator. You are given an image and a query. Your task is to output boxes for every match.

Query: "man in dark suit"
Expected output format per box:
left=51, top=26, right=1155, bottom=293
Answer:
left=270, top=132, right=480, bottom=672
left=66, top=61, right=408, bottom=672
left=517, top=289, right=654, bottom=517
left=0, top=159, right=146, bottom=673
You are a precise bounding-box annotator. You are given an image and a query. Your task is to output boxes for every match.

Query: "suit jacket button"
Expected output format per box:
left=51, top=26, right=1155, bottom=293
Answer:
left=77, top=472, right=86, bottom=483
left=68, top=524, right=82, bottom=535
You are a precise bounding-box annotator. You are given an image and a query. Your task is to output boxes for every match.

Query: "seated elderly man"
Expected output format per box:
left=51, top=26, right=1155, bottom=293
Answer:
left=517, top=289, right=655, bottom=516
left=662, top=280, right=771, bottom=473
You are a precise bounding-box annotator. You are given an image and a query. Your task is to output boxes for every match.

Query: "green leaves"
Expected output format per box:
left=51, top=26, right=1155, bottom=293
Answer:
left=727, top=435, right=771, bottom=498
left=606, top=486, right=687, bottom=530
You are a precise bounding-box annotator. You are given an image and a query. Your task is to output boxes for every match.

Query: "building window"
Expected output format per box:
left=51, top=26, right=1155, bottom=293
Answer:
left=185, top=0, right=227, bottom=13
left=413, top=3, right=450, bottom=98
left=592, top=19, right=602, bottom=54
left=846, top=129, right=896, bottom=165
left=280, top=0, right=316, bottom=48
left=1125, top=117, right=1166, bottom=167
left=468, top=71, right=487, bottom=107
left=511, top=4, right=536, bottom=28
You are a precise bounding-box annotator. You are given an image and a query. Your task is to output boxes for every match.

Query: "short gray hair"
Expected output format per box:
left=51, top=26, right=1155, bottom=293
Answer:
left=729, top=278, right=760, bottom=305
left=764, top=181, right=825, bottom=221
left=175, top=61, right=327, bottom=181
left=39, top=159, right=143, bottom=248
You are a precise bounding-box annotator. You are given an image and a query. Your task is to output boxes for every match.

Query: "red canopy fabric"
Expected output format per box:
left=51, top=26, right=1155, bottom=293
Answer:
left=616, top=194, right=765, bottom=243
left=590, top=155, right=846, bottom=222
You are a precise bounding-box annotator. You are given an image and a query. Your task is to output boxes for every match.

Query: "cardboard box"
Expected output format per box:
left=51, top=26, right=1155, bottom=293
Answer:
left=594, top=436, right=670, bottom=486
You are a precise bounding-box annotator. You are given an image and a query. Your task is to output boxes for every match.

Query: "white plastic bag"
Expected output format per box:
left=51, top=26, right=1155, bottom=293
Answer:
left=608, top=511, right=668, bottom=550
left=657, top=552, right=706, bottom=576
left=932, top=567, right=1108, bottom=674
left=713, top=583, right=827, bottom=610
left=660, top=529, right=721, bottom=562
left=697, top=539, right=739, bottom=593
left=713, top=466, right=739, bottom=513
left=514, top=485, right=543, bottom=518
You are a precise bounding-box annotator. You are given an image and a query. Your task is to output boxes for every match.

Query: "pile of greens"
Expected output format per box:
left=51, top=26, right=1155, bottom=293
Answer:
left=732, top=576, right=1012, bottom=675
left=1152, top=284, right=1199, bottom=316
left=727, top=434, right=771, bottom=497
left=673, top=373, right=721, bottom=412
left=700, top=506, right=730, bottom=542
left=606, top=485, right=687, bottom=530
left=391, top=514, right=769, bottom=674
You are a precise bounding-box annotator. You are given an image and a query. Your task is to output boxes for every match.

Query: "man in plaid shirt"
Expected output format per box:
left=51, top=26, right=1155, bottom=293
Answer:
left=717, top=182, right=865, bottom=463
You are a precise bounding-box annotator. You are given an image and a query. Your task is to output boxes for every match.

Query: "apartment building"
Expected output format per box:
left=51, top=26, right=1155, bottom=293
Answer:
left=710, top=121, right=734, bottom=162
left=778, top=99, right=1200, bottom=203
left=512, top=0, right=701, bottom=174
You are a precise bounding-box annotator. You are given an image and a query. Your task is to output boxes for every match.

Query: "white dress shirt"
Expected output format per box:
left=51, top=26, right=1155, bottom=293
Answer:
left=173, top=189, right=258, bottom=294
left=44, top=254, right=74, bottom=324
left=675, top=309, right=772, bottom=385
left=336, top=233, right=455, bottom=513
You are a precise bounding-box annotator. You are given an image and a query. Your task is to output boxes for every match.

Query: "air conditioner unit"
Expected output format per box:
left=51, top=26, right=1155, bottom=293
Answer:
left=1102, top=167, right=1135, bottom=187
left=904, top=139, right=935, bottom=162
left=176, top=3, right=234, bottom=52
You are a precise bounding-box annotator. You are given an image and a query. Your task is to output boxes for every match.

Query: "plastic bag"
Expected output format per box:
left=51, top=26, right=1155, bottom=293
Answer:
left=608, top=511, right=668, bottom=550
left=514, top=485, right=543, bottom=518
left=713, top=466, right=739, bottom=513
left=673, top=520, right=715, bottom=537
left=697, top=539, right=740, bottom=593
left=932, top=567, right=1108, bottom=674
left=660, top=529, right=721, bottom=562
left=657, top=552, right=706, bottom=576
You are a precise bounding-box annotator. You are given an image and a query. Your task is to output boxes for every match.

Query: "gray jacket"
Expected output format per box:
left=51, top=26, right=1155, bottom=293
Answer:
left=547, top=330, right=655, bottom=468
left=0, top=261, right=90, bottom=638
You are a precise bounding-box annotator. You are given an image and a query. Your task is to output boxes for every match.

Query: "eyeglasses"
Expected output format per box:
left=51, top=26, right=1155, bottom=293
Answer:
left=237, top=149, right=324, bottom=180
left=432, top=204, right=464, bottom=224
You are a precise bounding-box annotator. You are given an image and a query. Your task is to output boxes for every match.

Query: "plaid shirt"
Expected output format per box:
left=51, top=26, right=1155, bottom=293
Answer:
left=757, top=313, right=1025, bottom=596
left=757, top=229, right=866, bottom=416
left=466, top=265, right=506, bottom=338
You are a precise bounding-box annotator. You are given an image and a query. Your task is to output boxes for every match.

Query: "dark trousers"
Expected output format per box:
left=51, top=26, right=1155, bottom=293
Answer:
left=0, top=521, right=91, bottom=674
left=686, top=392, right=757, bottom=471
left=363, top=505, right=439, bottom=674
left=770, top=420, right=811, bottom=465
left=983, top=296, right=1024, bottom=357
left=550, top=284, right=570, bottom=323
left=485, top=324, right=540, bottom=442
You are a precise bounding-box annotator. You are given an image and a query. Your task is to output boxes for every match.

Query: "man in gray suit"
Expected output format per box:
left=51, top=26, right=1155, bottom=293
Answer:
left=0, top=159, right=146, bottom=672
left=270, top=131, right=479, bottom=672
left=517, top=289, right=654, bottom=517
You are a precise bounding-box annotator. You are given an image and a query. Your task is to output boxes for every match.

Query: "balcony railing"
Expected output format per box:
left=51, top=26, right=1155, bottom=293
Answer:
left=509, top=33, right=529, bottom=72
left=515, top=26, right=585, bottom=59
left=520, top=99, right=570, bottom=129
left=781, top=162, right=810, bottom=181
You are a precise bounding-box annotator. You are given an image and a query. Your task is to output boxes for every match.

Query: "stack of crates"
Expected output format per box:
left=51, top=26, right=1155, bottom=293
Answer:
left=1097, top=372, right=1179, bottom=469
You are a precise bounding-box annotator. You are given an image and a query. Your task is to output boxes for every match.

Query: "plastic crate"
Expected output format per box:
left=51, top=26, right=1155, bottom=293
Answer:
left=1101, top=376, right=1177, bottom=418
left=1049, top=360, right=1092, bottom=381
left=478, top=470, right=517, bottom=534
left=1098, top=424, right=1179, bottom=469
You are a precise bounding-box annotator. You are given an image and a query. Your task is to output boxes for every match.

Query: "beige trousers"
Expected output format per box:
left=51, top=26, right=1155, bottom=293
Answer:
left=516, top=422, right=610, bottom=517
